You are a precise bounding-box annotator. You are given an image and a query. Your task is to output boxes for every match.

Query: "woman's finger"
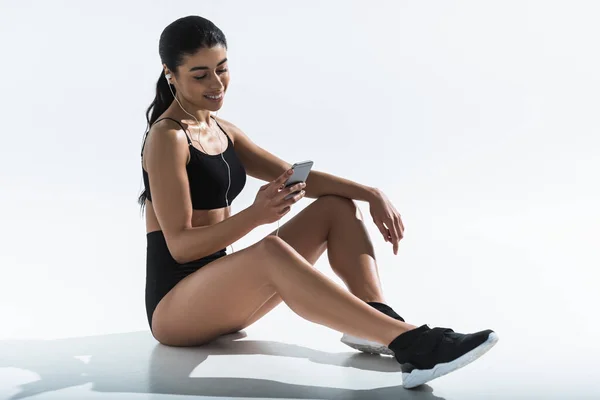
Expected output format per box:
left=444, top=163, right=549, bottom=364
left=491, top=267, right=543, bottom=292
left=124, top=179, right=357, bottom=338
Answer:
left=395, top=214, right=404, bottom=239
left=374, top=219, right=389, bottom=242
left=277, top=182, right=305, bottom=202
left=387, top=217, right=400, bottom=254
left=272, top=168, right=294, bottom=195
left=283, top=189, right=305, bottom=204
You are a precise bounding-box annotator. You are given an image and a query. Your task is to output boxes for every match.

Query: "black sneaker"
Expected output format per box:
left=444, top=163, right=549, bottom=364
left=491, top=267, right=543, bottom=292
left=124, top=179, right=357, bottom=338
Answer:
left=388, top=324, right=499, bottom=389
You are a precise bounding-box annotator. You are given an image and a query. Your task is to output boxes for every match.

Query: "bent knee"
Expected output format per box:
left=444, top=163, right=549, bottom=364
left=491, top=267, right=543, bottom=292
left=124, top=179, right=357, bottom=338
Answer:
left=316, top=194, right=356, bottom=208
left=316, top=195, right=360, bottom=217
left=254, top=235, right=306, bottom=264
left=257, top=235, right=292, bottom=254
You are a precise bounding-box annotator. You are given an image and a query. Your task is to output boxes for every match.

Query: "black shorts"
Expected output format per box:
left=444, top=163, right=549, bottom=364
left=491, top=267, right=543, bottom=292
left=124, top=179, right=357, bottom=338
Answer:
left=145, top=230, right=227, bottom=331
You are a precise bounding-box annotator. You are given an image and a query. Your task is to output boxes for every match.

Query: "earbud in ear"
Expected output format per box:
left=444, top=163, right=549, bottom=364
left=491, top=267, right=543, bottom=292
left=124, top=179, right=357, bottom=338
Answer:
left=165, top=73, right=171, bottom=82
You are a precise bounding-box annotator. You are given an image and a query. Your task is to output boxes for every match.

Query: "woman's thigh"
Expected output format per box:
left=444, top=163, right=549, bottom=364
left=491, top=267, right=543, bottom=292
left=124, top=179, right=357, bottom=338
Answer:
left=151, top=195, right=349, bottom=346
left=151, top=242, right=277, bottom=346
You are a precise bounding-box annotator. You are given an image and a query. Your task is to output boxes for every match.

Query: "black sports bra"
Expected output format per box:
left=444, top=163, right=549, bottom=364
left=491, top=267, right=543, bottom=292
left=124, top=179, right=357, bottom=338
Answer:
left=141, top=116, right=247, bottom=210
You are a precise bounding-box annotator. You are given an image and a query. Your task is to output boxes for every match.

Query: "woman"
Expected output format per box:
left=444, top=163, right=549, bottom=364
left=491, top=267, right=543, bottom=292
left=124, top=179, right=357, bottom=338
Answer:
left=138, top=15, right=498, bottom=389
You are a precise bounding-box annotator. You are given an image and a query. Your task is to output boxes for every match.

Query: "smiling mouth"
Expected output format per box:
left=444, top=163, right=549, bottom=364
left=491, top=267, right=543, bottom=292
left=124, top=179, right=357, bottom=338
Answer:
left=204, top=93, right=224, bottom=100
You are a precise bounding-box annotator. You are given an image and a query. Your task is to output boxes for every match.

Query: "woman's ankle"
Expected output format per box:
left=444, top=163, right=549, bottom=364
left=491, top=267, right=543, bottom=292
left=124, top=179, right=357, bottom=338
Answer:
left=381, top=321, right=418, bottom=345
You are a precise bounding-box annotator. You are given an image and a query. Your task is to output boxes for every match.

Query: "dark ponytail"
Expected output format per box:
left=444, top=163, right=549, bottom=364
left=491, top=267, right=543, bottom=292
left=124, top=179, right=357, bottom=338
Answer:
left=137, top=15, right=228, bottom=215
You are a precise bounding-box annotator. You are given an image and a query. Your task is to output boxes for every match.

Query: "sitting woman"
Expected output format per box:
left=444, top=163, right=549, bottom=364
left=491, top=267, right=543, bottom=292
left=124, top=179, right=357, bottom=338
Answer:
left=138, top=15, right=499, bottom=389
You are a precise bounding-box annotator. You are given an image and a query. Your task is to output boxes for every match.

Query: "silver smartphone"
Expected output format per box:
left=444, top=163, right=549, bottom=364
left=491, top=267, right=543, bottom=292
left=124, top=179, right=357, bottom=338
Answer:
left=283, top=160, right=313, bottom=200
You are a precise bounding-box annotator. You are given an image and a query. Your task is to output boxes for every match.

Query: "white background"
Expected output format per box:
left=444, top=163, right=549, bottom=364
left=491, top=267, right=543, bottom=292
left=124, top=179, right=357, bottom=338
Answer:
left=1, top=1, right=599, bottom=399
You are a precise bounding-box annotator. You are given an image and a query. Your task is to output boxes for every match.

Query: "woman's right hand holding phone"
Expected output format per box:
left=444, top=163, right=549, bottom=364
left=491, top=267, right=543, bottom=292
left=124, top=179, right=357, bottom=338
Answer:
left=250, top=168, right=306, bottom=225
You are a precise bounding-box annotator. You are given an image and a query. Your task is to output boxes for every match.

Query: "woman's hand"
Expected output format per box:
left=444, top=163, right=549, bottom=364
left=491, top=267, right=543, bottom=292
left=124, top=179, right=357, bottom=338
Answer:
left=368, top=188, right=405, bottom=255
left=250, top=168, right=306, bottom=225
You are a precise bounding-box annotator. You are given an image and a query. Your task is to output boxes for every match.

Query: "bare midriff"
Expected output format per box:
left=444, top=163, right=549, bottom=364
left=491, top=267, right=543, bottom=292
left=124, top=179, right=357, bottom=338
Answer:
left=145, top=201, right=230, bottom=233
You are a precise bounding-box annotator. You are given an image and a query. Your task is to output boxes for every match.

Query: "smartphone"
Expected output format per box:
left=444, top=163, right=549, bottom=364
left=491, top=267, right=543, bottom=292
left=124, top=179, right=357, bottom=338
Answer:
left=283, top=160, right=313, bottom=200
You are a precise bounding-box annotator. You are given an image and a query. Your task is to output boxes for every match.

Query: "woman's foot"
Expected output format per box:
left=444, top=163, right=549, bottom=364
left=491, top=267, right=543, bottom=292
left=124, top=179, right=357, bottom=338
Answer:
left=388, top=324, right=499, bottom=389
left=340, top=301, right=406, bottom=356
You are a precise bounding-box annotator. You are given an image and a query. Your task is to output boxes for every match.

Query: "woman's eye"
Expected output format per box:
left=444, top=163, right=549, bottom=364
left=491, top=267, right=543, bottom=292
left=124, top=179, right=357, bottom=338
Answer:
left=194, top=69, right=228, bottom=80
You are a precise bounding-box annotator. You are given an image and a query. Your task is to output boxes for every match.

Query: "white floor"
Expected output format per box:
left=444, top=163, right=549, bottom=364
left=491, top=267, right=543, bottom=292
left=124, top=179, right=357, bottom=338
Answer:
left=2, top=280, right=600, bottom=400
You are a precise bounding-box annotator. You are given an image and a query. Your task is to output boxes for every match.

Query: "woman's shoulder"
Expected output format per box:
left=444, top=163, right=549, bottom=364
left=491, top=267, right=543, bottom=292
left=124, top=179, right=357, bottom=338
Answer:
left=144, top=116, right=191, bottom=160
left=151, top=115, right=188, bottom=132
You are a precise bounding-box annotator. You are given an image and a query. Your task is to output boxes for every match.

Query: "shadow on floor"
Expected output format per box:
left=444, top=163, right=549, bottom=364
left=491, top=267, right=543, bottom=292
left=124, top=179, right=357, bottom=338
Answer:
left=2, top=330, right=446, bottom=400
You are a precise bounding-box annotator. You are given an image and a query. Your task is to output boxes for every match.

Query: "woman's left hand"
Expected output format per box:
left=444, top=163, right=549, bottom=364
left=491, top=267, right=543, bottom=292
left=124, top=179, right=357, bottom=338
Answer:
left=368, top=188, right=405, bottom=255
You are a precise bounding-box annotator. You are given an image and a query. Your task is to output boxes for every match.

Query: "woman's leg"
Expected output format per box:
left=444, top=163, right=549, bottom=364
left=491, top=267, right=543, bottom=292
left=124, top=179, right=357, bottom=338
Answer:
left=320, top=195, right=387, bottom=303
left=150, top=207, right=416, bottom=347
left=256, top=236, right=417, bottom=345
left=240, top=195, right=389, bottom=330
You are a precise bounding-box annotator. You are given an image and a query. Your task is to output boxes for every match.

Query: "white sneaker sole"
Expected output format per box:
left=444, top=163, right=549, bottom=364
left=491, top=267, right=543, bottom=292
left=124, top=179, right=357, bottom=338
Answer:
left=340, top=333, right=394, bottom=356
left=402, top=331, right=499, bottom=389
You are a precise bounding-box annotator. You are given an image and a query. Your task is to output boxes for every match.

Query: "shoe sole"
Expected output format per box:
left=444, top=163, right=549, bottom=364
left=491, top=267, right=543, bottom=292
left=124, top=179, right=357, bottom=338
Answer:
left=340, top=333, right=394, bottom=356
left=402, top=331, right=499, bottom=389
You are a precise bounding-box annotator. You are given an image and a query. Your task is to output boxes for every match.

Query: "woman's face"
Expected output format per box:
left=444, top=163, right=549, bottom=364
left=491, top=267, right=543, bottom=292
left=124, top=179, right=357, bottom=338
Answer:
left=168, top=45, right=230, bottom=111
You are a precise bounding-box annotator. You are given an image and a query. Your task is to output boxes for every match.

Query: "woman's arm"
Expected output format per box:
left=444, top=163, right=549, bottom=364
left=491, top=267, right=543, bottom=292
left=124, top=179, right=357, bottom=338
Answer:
left=222, top=118, right=378, bottom=202
left=214, top=118, right=404, bottom=253
left=173, top=206, right=260, bottom=263
left=145, top=121, right=261, bottom=263
left=302, top=169, right=378, bottom=202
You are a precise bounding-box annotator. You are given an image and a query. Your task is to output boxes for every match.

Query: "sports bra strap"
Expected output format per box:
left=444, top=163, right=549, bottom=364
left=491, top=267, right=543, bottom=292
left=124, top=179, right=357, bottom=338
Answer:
left=153, top=117, right=193, bottom=145
left=140, top=117, right=193, bottom=157
left=141, top=116, right=232, bottom=158
left=210, top=115, right=232, bottom=142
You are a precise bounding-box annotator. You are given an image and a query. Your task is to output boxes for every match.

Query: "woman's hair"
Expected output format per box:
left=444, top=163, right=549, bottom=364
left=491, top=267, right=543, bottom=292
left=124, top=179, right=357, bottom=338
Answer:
left=137, top=15, right=228, bottom=215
